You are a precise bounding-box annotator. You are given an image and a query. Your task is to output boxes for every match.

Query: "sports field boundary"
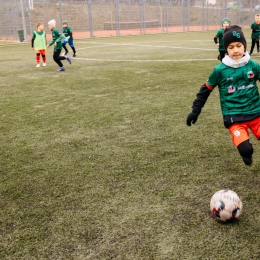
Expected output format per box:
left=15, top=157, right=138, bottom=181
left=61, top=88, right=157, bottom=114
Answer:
left=3, top=25, right=251, bottom=42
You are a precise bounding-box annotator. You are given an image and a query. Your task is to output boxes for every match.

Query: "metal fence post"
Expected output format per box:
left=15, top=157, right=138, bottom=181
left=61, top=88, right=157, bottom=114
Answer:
left=187, top=0, right=190, bottom=31
left=139, top=0, right=145, bottom=34
left=182, top=0, right=185, bottom=31
left=114, top=0, right=120, bottom=36
left=143, top=0, right=146, bottom=34
left=166, top=0, right=168, bottom=33
left=201, top=0, right=204, bottom=31
left=87, top=0, right=93, bottom=37
left=59, top=0, right=63, bottom=32
left=26, top=0, right=32, bottom=38
left=20, top=0, right=28, bottom=41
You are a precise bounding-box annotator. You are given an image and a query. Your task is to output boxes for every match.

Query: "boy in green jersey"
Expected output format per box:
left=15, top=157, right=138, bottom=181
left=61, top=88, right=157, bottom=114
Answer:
left=46, top=19, right=72, bottom=72
left=187, top=25, right=260, bottom=166
left=249, top=14, right=260, bottom=55
left=62, top=21, right=77, bottom=57
left=31, top=22, right=47, bottom=68
left=214, top=18, right=230, bottom=61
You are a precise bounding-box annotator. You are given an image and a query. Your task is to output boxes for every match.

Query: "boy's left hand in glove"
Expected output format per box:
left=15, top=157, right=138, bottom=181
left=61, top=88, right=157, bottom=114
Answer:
left=186, top=113, right=198, bottom=126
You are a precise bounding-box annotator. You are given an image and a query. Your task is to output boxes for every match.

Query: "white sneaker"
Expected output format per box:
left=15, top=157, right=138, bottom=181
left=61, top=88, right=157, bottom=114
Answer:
left=43, top=63, right=46, bottom=67
left=36, top=64, right=40, bottom=68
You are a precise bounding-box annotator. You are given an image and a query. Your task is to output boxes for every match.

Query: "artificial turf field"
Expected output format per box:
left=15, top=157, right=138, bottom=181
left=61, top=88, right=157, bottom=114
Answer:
left=1, top=29, right=260, bottom=259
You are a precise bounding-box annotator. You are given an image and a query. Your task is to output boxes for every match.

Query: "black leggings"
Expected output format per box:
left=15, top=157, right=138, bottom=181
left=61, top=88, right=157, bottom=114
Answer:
left=62, top=43, right=76, bottom=54
left=53, top=49, right=66, bottom=67
left=219, top=50, right=225, bottom=61
left=250, top=38, right=259, bottom=54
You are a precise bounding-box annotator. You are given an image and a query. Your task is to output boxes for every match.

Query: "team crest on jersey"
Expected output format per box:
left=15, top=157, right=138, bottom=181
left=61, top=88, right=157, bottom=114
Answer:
left=247, top=71, right=254, bottom=78
left=228, top=85, right=236, bottom=93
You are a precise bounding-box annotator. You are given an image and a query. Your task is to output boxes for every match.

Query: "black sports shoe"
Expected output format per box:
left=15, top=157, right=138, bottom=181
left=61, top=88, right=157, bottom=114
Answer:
left=242, top=156, right=252, bottom=166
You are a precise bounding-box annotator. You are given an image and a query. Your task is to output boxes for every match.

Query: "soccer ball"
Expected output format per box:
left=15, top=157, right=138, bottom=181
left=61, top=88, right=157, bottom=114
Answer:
left=210, top=190, right=242, bottom=222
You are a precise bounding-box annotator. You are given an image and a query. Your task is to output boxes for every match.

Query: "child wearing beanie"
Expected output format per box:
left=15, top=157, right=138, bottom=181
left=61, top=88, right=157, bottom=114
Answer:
left=214, top=18, right=231, bottom=61
left=47, top=19, right=72, bottom=72
left=62, top=21, right=77, bottom=57
left=187, top=25, right=260, bottom=166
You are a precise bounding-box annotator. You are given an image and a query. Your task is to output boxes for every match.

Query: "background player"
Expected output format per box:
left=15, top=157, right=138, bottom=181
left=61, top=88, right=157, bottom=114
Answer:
left=214, top=18, right=231, bottom=61
left=62, top=21, right=77, bottom=57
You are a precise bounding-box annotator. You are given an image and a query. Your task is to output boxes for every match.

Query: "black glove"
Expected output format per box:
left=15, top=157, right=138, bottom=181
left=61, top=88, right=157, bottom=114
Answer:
left=187, top=113, right=198, bottom=126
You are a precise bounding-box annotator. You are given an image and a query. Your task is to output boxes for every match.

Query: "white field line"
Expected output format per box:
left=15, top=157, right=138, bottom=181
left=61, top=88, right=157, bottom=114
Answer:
left=73, top=57, right=217, bottom=62
left=72, top=44, right=115, bottom=50
left=73, top=42, right=260, bottom=62
left=155, top=40, right=212, bottom=42
left=75, top=41, right=216, bottom=51
left=73, top=41, right=216, bottom=62
left=0, top=40, right=215, bottom=52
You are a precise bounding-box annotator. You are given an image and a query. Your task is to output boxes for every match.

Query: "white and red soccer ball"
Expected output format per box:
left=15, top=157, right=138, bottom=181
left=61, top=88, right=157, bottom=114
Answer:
left=210, top=190, right=242, bottom=222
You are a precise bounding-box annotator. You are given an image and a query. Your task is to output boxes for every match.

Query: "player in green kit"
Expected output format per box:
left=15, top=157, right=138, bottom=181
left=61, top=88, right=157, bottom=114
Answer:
left=249, top=14, right=260, bottom=55
left=62, top=21, right=77, bottom=57
left=187, top=25, right=260, bottom=166
left=47, top=19, right=71, bottom=72
left=214, top=18, right=230, bottom=61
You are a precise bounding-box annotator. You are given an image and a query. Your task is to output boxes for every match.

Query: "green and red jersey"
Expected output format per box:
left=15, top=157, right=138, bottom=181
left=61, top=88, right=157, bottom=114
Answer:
left=206, top=59, right=260, bottom=116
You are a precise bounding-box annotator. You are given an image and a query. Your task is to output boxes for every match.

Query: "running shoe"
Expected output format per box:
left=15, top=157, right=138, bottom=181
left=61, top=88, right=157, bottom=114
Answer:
left=57, top=67, right=66, bottom=72
left=66, top=56, right=72, bottom=64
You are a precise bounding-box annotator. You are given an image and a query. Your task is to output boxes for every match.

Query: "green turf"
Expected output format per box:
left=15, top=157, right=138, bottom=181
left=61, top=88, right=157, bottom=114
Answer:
left=1, top=30, right=260, bottom=259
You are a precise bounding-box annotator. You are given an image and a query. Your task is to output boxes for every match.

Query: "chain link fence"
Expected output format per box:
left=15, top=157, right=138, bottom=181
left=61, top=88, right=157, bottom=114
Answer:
left=1, top=0, right=260, bottom=42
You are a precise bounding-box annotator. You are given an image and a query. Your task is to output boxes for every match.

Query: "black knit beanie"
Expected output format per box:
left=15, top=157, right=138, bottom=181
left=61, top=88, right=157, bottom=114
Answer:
left=223, top=25, right=247, bottom=51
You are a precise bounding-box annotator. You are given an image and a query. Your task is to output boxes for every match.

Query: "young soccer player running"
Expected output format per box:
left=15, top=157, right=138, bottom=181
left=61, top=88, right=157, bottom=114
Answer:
left=47, top=19, right=71, bottom=72
left=187, top=25, right=260, bottom=166
left=249, top=14, right=260, bottom=55
left=31, top=22, right=47, bottom=68
left=62, top=21, right=77, bottom=57
left=214, top=18, right=230, bottom=61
